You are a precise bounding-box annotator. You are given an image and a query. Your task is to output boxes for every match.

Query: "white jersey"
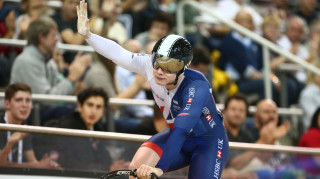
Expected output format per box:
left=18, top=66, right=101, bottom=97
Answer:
left=87, top=34, right=183, bottom=127
left=86, top=33, right=224, bottom=134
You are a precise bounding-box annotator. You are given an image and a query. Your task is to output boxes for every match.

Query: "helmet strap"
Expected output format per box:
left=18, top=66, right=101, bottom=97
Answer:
left=173, top=68, right=184, bottom=85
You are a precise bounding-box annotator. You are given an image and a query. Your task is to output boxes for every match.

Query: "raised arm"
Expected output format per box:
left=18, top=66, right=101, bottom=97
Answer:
left=76, top=0, right=151, bottom=74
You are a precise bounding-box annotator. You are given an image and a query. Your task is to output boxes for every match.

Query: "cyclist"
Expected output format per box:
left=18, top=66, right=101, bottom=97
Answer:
left=77, top=1, right=229, bottom=178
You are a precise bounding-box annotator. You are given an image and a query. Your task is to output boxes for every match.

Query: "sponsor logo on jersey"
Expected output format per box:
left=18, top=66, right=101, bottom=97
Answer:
left=184, top=87, right=195, bottom=111
left=172, top=104, right=181, bottom=111
left=137, top=53, right=147, bottom=56
left=217, top=150, right=222, bottom=159
left=218, top=139, right=223, bottom=150
left=202, top=107, right=216, bottom=128
left=202, top=107, right=210, bottom=115
left=178, top=113, right=190, bottom=116
left=214, top=158, right=221, bottom=179
left=173, top=100, right=178, bottom=105
left=206, top=115, right=216, bottom=127
left=214, top=139, right=224, bottom=179
left=184, top=104, right=191, bottom=111
left=189, top=87, right=195, bottom=97
left=209, top=120, right=216, bottom=128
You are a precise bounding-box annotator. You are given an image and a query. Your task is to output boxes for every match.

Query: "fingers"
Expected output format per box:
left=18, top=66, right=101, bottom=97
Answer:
left=77, top=0, right=87, bottom=17
left=136, top=164, right=156, bottom=179
left=84, top=2, right=88, bottom=19
left=76, top=5, right=79, bottom=16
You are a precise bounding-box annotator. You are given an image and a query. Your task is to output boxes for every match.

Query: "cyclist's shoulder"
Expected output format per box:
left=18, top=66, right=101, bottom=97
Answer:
left=183, top=69, right=211, bottom=88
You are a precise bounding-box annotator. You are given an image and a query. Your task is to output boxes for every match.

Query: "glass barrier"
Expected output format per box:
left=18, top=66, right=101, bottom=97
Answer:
left=1, top=130, right=319, bottom=179
left=0, top=131, right=188, bottom=179
left=222, top=149, right=320, bottom=179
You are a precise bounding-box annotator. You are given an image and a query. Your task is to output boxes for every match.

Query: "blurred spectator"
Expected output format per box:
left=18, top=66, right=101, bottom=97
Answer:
left=248, top=99, right=290, bottom=143
left=0, top=5, right=18, bottom=44
left=299, top=107, right=320, bottom=147
left=189, top=44, right=212, bottom=80
left=89, top=0, right=128, bottom=45
left=223, top=93, right=252, bottom=144
left=10, top=16, right=91, bottom=95
left=13, top=0, right=49, bottom=40
left=223, top=99, right=292, bottom=178
left=297, top=107, right=320, bottom=175
left=307, top=18, right=320, bottom=63
left=261, top=15, right=301, bottom=106
left=201, top=0, right=263, bottom=37
left=0, top=5, right=20, bottom=87
left=218, top=9, right=278, bottom=103
left=216, top=0, right=263, bottom=29
left=276, top=16, right=309, bottom=84
left=261, top=15, right=282, bottom=45
left=295, top=0, right=320, bottom=25
left=0, top=83, right=59, bottom=169
left=41, top=87, right=130, bottom=171
left=52, top=0, right=82, bottom=45
left=134, top=11, right=173, bottom=50
left=299, top=60, right=320, bottom=131
left=52, top=0, right=84, bottom=64
left=115, top=39, right=153, bottom=119
left=263, top=0, right=293, bottom=33
left=221, top=93, right=258, bottom=178
left=83, top=52, right=118, bottom=98
left=121, top=0, right=160, bottom=37
left=131, top=104, right=168, bottom=135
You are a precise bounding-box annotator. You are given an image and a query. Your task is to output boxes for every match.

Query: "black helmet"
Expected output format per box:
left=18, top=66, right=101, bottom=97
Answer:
left=151, top=34, right=193, bottom=85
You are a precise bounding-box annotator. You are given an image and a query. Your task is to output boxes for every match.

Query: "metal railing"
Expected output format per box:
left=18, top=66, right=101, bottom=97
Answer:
left=0, top=38, right=94, bottom=53
left=4, top=0, right=62, bottom=8
left=0, top=123, right=319, bottom=155
left=176, top=0, right=320, bottom=100
left=0, top=92, right=302, bottom=116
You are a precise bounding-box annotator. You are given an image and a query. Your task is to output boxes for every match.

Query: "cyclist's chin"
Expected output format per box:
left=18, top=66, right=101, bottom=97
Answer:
left=155, top=78, right=167, bottom=86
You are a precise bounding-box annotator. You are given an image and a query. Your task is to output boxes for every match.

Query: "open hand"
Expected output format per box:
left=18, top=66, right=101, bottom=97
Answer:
left=76, top=0, right=90, bottom=38
left=67, top=51, right=92, bottom=82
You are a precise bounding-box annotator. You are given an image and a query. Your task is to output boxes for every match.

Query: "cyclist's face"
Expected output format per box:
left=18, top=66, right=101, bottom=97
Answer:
left=153, top=67, right=177, bottom=86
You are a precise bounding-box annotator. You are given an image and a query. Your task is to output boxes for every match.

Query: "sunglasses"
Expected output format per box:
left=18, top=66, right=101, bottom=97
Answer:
left=152, top=53, right=184, bottom=74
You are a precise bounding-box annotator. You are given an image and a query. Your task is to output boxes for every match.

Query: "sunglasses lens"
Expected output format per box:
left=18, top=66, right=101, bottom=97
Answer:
left=152, top=53, right=184, bottom=74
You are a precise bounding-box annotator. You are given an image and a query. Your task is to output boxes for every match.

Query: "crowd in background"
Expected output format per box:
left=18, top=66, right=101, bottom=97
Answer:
left=0, top=0, right=320, bottom=177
